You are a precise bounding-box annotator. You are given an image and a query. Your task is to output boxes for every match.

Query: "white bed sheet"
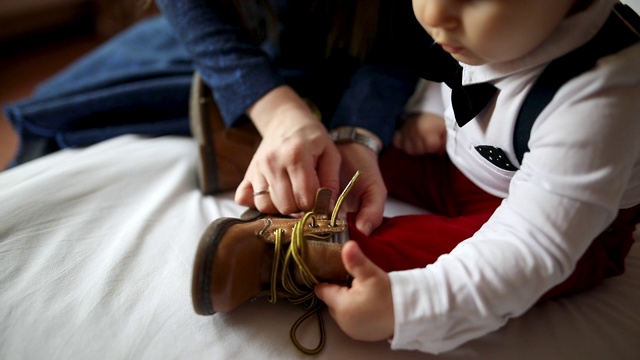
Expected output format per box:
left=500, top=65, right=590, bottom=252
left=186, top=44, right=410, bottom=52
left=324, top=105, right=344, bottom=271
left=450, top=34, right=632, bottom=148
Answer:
left=1, top=135, right=638, bottom=360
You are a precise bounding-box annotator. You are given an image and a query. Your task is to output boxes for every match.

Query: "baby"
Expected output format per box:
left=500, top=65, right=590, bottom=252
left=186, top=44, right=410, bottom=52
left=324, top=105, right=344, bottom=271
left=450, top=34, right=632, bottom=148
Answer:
left=315, top=0, right=640, bottom=354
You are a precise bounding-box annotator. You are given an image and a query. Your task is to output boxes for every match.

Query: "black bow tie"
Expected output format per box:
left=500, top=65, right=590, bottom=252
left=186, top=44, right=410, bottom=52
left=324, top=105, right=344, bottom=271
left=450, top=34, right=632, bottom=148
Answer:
left=419, top=43, right=497, bottom=127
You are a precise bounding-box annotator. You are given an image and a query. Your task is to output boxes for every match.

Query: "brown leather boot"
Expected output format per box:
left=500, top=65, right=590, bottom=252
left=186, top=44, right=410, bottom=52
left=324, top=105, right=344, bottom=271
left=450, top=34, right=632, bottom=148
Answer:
left=191, top=186, right=350, bottom=315
left=191, top=172, right=360, bottom=355
left=189, top=71, right=261, bottom=195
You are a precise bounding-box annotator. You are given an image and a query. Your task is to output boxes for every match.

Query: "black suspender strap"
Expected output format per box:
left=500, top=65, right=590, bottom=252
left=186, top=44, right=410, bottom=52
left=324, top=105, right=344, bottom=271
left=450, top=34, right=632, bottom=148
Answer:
left=513, top=2, right=640, bottom=166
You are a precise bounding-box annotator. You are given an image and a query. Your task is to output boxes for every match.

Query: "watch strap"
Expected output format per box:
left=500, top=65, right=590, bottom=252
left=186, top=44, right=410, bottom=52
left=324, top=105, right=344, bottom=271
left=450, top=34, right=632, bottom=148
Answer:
left=330, top=127, right=382, bottom=154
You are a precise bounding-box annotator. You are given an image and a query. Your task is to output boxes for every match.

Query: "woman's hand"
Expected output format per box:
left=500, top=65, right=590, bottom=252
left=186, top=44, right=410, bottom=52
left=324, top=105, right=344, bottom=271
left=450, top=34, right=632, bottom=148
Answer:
left=235, top=86, right=341, bottom=215
left=315, top=241, right=395, bottom=342
left=336, top=140, right=386, bottom=236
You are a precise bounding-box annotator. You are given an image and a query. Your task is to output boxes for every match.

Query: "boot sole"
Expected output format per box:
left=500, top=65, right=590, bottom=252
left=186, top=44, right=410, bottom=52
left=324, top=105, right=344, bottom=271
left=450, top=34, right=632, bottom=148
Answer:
left=189, top=71, right=220, bottom=195
left=192, top=217, right=244, bottom=315
left=191, top=209, right=272, bottom=315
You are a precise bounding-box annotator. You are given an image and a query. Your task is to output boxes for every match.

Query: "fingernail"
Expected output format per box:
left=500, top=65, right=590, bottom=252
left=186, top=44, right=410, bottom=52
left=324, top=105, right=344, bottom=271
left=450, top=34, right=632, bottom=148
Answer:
left=360, top=222, right=372, bottom=236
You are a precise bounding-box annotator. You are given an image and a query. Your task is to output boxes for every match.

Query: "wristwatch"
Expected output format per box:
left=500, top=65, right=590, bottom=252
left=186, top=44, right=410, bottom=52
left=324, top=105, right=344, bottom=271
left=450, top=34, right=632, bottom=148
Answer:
left=330, top=126, right=382, bottom=154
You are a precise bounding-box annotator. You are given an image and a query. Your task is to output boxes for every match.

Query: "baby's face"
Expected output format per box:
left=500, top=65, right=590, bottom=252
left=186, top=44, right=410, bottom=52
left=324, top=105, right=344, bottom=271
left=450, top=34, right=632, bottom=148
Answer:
left=412, top=0, right=577, bottom=65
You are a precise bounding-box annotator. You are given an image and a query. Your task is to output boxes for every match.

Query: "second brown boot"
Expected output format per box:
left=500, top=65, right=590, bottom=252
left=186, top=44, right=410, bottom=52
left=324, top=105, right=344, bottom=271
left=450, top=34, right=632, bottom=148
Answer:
left=189, top=71, right=261, bottom=195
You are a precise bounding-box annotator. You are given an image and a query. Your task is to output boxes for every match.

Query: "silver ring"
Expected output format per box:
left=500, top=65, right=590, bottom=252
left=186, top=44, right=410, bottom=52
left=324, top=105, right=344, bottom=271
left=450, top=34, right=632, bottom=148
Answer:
left=252, top=189, right=270, bottom=196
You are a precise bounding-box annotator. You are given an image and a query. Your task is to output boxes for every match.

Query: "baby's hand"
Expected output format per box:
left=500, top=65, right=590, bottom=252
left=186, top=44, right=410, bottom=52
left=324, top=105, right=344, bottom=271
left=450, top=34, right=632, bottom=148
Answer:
left=393, top=112, right=446, bottom=155
left=315, top=241, right=394, bottom=342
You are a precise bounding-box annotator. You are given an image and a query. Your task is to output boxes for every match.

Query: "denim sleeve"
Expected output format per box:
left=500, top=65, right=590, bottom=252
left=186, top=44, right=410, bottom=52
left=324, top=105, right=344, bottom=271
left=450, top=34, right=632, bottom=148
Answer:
left=328, top=0, right=428, bottom=146
left=329, top=64, right=419, bottom=146
left=156, top=0, right=428, bottom=145
left=155, top=0, right=285, bottom=127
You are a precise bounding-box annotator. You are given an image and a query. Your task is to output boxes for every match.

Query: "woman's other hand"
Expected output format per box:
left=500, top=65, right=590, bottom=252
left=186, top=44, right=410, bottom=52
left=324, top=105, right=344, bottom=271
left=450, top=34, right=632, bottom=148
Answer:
left=336, top=137, right=386, bottom=236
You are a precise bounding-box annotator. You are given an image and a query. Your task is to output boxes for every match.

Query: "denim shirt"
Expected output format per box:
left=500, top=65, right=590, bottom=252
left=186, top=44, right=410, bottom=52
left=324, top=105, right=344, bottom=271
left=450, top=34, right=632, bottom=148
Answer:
left=155, top=0, right=431, bottom=144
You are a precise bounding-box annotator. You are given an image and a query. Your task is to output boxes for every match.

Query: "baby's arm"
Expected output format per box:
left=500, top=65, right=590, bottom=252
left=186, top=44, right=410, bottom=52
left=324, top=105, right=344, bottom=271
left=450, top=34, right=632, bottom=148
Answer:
left=393, top=112, right=446, bottom=155
left=394, top=79, right=447, bottom=155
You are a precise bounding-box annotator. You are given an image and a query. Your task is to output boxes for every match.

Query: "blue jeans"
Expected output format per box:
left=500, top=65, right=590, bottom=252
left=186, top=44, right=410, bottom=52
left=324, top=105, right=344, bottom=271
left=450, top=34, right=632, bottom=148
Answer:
left=3, top=16, right=194, bottom=166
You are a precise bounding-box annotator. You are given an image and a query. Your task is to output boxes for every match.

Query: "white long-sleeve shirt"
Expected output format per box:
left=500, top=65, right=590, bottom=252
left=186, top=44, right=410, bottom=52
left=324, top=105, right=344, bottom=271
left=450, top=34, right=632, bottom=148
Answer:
left=391, top=0, right=640, bottom=353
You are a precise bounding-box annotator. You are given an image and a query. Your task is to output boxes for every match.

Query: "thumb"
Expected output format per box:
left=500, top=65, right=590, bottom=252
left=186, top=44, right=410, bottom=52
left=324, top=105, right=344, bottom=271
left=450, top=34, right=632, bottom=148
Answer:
left=342, top=241, right=382, bottom=280
left=314, top=282, right=343, bottom=306
left=354, top=193, right=385, bottom=236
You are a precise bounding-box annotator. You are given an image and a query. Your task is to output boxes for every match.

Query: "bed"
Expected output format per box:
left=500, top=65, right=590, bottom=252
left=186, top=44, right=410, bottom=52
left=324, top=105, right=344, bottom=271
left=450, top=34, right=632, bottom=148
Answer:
left=0, top=134, right=638, bottom=359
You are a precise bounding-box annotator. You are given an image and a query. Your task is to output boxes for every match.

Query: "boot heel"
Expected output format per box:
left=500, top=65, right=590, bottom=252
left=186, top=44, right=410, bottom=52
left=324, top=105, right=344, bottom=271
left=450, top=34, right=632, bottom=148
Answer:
left=191, top=217, right=246, bottom=315
left=189, top=72, right=261, bottom=195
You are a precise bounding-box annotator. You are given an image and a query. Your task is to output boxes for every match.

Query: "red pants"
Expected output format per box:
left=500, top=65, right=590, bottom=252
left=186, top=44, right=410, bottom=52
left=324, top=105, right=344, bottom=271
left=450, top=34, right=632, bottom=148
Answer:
left=349, top=146, right=640, bottom=301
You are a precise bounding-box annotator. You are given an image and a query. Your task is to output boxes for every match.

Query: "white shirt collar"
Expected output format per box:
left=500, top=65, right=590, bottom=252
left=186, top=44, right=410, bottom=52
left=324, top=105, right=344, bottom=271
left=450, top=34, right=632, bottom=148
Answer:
left=462, top=0, right=616, bottom=85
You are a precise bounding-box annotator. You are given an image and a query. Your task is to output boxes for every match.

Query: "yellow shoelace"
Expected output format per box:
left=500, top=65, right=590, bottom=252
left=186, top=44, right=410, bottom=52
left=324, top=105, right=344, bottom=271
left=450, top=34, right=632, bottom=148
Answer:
left=267, top=171, right=361, bottom=355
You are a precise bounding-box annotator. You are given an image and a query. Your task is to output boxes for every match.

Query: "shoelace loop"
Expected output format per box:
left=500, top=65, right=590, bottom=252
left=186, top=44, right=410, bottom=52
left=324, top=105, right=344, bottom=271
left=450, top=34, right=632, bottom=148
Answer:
left=267, top=171, right=361, bottom=355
